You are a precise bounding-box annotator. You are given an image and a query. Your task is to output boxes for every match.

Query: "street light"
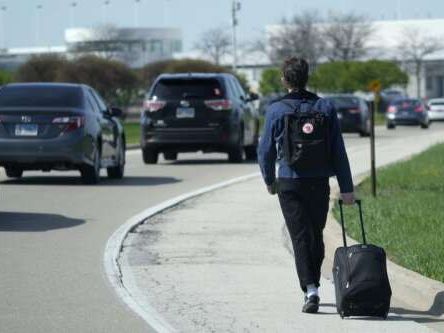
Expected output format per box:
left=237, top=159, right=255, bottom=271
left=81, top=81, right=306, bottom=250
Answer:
left=163, top=0, right=171, bottom=27
left=102, top=0, right=110, bottom=24
left=70, top=1, right=78, bottom=28
left=231, top=0, right=241, bottom=71
left=35, top=4, right=43, bottom=46
left=0, top=5, right=7, bottom=50
left=134, top=0, right=141, bottom=28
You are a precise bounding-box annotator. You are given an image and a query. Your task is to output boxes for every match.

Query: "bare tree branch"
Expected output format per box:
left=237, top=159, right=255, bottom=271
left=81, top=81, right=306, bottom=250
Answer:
left=323, top=13, right=374, bottom=61
left=398, top=27, right=443, bottom=97
left=194, top=27, right=232, bottom=65
left=268, top=11, right=325, bottom=66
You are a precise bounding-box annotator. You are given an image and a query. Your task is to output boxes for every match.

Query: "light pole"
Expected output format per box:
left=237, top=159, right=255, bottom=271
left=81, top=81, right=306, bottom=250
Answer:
left=163, top=0, right=170, bottom=26
left=102, top=0, right=110, bottom=24
left=70, top=1, right=78, bottom=28
left=134, top=0, right=141, bottom=28
left=35, top=4, right=43, bottom=46
left=231, top=0, right=241, bottom=71
left=0, top=5, right=7, bottom=50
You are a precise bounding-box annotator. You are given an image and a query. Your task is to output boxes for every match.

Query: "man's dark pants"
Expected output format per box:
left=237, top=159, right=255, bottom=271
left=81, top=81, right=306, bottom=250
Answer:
left=277, top=178, right=330, bottom=292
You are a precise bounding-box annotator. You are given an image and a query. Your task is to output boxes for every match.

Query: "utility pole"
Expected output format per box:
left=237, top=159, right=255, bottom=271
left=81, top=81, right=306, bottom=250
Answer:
left=231, top=0, right=241, bottom=71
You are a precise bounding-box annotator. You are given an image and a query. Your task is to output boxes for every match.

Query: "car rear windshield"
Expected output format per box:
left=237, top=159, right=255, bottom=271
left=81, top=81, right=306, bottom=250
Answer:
left=430, top=101, right=444, bottom=106
left=0, top=86, right=83, bottom=108
left=327, top=97, right=360, bottom=108
left=152, top=78, right=224, bottom=99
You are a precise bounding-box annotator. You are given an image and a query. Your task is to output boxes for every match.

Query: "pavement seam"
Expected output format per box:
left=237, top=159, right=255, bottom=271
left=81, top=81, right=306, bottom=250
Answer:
left=103, top=172, right=261, bottom=333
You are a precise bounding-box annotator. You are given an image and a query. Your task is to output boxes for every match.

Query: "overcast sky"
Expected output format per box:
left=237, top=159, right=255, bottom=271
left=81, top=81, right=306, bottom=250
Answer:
left=1, top=0, right=443, bottom=50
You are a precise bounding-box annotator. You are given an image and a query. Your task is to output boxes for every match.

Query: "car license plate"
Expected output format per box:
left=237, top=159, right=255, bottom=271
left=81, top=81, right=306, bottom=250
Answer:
left=176, top=107, right=195, bottom=119
left=15, top=124, right=38, bottom=136
left=337, top=112, right=343, bottom=120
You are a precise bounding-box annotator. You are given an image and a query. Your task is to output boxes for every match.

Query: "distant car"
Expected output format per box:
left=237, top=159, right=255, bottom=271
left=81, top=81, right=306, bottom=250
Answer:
left=0, top=83, right=126, bottom=184
left=386, top=98, right=430, bottom=129
left=141, top=73, right=260, bottom=163
left=427, top=98, right=444, bottom=121
left=324, top=95, right=371, bottom=136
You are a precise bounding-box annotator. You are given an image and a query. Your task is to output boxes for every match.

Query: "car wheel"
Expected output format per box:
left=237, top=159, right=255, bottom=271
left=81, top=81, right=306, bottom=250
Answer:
left=107, top=137, right=125, bottom=179
left=420, top=122, right=430, bottom=129
left=228, top=131, right=244, bottom=163
left=360, top=119, right=371, bottom=137
left=244, top=145, right=257, bottom=161
left=164, top=152, right=178, bottom=161
left=142, top=148, right=159, bottom=164
left=387, top=123, right=395, bottom=130
left=5, top=167, right=23, bottom=178
left=80, top=145, right=101, bottom=184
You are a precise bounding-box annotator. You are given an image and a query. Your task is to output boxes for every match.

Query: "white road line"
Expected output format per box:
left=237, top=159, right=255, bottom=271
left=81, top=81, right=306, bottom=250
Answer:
left=103, top=172, right=261, bottom=333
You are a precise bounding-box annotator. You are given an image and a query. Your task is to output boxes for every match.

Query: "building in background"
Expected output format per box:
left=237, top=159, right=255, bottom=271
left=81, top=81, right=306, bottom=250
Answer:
left=65, top=27, right=182, bottom=68
left=0, top=27, right=182, bottom=70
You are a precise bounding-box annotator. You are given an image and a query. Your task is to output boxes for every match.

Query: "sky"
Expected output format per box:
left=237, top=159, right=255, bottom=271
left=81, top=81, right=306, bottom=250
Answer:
left=0, top=0, right=443, bottom=50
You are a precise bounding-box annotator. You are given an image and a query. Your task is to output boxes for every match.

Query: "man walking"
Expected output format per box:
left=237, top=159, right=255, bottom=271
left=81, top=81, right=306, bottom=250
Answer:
left=257, top=57, right=355, bottom=314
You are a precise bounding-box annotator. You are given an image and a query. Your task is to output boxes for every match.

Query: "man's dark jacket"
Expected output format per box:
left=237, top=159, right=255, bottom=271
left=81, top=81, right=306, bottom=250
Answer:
left=257, top=90, right=353, bottom=193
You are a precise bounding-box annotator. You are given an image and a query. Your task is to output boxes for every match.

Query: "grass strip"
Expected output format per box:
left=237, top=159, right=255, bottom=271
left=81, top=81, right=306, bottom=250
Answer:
left=333, top=143, right=444, bottom=282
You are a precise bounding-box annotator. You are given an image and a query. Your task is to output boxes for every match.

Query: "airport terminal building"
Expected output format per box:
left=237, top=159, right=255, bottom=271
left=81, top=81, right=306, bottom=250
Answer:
left=0, top=27, right=182, bottom=70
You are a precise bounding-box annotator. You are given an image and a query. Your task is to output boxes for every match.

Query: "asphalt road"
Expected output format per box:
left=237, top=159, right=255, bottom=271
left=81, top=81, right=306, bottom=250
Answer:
left=1, top=123, right=444, bottom=332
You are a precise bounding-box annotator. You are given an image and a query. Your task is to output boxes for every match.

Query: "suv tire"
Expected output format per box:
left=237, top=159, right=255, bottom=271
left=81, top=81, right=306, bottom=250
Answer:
left=5, top=167, right=23, bottom=178
left=143, top=148, right=159, bottom=164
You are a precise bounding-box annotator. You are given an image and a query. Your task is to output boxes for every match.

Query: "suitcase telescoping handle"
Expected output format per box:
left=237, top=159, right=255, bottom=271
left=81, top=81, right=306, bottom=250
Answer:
left=338, top=199, right=367, bottom=247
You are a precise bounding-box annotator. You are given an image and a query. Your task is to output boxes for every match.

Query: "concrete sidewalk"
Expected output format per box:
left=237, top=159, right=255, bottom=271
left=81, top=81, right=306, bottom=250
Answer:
left=120, top=126, right=444, bottom=332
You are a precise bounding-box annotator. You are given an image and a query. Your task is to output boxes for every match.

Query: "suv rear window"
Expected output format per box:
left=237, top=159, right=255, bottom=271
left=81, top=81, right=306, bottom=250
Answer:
left=393, top=99, right=420, bottom=109
left=0, top=86, right=83, bottom=108
left=152, top=78, right=224, bottom=99
left=327, top=97, right=360, bottom=108
left=430, top=101, right=444, bottom=106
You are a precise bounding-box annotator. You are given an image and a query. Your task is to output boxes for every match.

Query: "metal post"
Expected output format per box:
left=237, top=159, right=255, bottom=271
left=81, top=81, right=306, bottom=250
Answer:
left=231, top=1, right=241, bottom=71
left=370, top=93, right=378, bottom=197
left=102, top=0, right=110, bottom=24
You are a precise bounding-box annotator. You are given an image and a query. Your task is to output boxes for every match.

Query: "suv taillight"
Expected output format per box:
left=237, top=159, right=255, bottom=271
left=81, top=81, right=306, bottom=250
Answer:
left=52, top=116, right=85, bottom=132
left=387, top=106, right=397, bottom=113
left=415, top=105, right=424, bottom=113
left=204, top=99, right=232, bottom=111
left=144, top=100, right=166, bottom=112
left=348, top=108, right=360, bottom=114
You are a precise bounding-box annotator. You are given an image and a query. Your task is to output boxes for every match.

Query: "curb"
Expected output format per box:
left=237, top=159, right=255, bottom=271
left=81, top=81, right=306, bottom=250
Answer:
left=103, top=172, right=261, bottom=332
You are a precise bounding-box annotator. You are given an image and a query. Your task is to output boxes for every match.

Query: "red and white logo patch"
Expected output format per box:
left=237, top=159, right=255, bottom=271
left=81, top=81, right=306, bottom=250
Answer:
left=302, top=123, right=314, bottom=134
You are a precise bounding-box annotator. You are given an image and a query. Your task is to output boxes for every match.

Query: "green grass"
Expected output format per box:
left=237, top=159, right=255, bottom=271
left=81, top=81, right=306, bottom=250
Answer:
left=123, top=122, right=141, bottom=146
left=333, top=143, right=444, bottom=282
left=375, top=112, right=385, bottom=126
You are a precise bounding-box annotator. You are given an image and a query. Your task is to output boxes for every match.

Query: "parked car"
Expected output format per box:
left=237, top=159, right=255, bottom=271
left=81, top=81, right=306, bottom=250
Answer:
left=324, top=94, right=371, bottom=136
left=0, top=83, right=126, bottom=184
left=427, top=98, right=444, bottom=121
left=386, top=98, right=430, bottom=129
left=141, top=73, right=260, bottom=163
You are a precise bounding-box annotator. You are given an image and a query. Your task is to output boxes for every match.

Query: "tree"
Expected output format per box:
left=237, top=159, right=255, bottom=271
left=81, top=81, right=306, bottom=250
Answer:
left=259, top=68, right=284, bottom=95
left=15, top=54, right=68, bottom=82
left=309, top=60, right=408, bottom=93
left=269, top=11, right=325, bottom=66
left=323, top=13, right=374, bottom=61
left=194, top=27, right=232, bottom=65
left=57, top=55, right=139, bottom=107
left=397, top=27, right=443, bottom=98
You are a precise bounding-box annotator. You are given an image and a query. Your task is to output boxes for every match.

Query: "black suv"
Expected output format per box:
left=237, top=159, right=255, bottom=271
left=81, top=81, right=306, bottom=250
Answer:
left=140, top=73, right=260, bottom=163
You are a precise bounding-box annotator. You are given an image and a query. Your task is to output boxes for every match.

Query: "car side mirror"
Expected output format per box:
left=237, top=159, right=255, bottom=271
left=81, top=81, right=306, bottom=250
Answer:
left=109, top=107, right=124, bottom=118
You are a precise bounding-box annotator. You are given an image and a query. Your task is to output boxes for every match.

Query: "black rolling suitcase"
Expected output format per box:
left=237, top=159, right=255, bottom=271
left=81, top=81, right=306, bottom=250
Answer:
left=333, top=200, right=392, bottom=319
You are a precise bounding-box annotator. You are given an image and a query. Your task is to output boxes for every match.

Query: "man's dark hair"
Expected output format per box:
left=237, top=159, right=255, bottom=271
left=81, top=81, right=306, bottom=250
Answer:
left=282, top=57, right=309, bottom=90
